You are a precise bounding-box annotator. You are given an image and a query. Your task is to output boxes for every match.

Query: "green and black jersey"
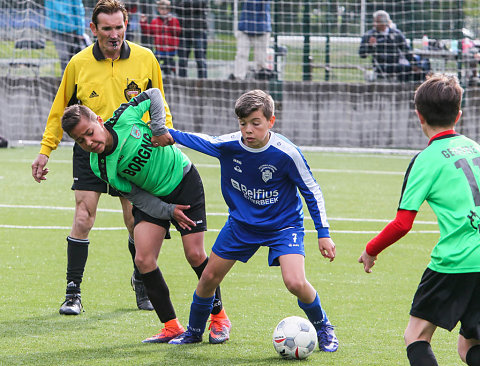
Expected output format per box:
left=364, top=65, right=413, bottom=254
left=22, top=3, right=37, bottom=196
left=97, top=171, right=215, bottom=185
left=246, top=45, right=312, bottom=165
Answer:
left=40, top=40, right=172, bottom=157
left=90, top=90, right=190, bottom=197
left=399, top=133, right=480, bottom=274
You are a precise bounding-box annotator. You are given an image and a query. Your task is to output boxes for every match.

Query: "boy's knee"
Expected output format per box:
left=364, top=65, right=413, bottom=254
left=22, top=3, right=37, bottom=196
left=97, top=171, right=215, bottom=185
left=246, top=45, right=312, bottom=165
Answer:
left=184, top=249, right=207, bottom=267
left=134, top=254, right=156, bottom=273
left=283, top=277, right=306, bottom=295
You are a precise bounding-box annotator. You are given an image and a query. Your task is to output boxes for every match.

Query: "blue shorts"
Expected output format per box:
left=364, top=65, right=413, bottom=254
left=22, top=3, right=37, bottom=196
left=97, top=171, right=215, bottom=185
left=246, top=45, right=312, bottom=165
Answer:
left=212, top=220, right=305, bottom=266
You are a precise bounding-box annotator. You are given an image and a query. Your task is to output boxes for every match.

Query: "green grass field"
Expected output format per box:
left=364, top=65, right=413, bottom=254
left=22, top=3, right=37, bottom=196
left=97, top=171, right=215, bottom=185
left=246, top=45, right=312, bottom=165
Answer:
left=0, top=145, right=464, bottom=365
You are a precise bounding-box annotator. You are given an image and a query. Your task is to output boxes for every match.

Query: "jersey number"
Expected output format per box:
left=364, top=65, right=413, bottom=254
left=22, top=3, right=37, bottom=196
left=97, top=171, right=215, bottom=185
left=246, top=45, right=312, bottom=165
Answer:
left=455, top=157, right=480, bottom=206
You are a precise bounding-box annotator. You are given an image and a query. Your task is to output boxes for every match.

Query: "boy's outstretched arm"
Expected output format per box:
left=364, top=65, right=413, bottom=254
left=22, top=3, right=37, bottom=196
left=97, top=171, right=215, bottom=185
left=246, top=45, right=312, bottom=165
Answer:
left=358, top=209, right=417, bottom=273
left=318, top=237, right=336, bottom=262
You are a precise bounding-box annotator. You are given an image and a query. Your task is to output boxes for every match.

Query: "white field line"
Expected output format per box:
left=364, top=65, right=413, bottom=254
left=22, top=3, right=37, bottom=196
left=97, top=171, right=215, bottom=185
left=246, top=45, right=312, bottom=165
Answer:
left=0, top=203, right=439, bottom=234
left=6, top=159, right=406, bottom=176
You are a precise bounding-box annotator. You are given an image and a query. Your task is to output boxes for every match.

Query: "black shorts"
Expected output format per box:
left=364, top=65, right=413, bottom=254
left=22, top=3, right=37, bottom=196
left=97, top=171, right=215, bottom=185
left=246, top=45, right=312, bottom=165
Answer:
left=410, top=268, right=480, bottom=339
left=71, top=143, right=122, bottom=196
left=132, top=165, right=207, bottom=236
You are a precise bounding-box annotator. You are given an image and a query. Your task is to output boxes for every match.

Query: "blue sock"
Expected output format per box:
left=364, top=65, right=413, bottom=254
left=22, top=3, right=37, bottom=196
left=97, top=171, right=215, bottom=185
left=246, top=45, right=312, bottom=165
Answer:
left=188, top=291, right=214, bottom=336
left=298, top=293, right=329, bottom=331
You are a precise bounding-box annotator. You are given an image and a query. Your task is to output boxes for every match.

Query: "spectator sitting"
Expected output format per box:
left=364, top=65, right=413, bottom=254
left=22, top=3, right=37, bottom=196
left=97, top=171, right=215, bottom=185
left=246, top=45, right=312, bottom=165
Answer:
left=359, top=10, right=423, bottom=82
left=140, top=0, right=181, bottom=77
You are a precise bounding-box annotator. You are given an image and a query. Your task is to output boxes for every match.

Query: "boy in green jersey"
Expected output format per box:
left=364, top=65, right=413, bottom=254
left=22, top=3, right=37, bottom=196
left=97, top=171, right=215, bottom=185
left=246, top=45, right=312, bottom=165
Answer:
left=61, top=88, right=231, bottom=344
left=358, top=74, right=480, bottom=366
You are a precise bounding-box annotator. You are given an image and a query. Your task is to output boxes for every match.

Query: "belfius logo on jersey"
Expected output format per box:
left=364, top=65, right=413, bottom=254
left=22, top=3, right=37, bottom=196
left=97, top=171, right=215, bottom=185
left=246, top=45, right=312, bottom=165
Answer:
left=231, top=178, right=279, bottom=205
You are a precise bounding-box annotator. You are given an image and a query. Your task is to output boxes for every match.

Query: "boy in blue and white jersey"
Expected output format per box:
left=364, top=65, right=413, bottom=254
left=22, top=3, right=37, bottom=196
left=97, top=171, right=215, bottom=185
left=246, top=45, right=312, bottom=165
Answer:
left=156, top=89, right=338, bottom=352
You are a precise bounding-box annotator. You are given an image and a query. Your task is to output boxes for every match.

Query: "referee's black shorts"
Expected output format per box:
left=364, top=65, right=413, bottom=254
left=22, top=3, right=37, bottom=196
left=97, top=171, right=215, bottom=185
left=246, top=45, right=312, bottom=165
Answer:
left=410, top=268, right=480, bottom=339
left=132, top=164, right=207, bottom=237
left=71, top=143, right=122, bottom=196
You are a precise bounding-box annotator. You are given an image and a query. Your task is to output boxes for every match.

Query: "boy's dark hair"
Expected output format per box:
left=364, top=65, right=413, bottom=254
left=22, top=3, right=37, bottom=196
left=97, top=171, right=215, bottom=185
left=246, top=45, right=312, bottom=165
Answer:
left=414, top=74, right=463, bottom=127
left=62, top=105, right=97, bottom=136
left=234, top=89, right=274, bottom=120
left=92, top=0, right=128, bottom=26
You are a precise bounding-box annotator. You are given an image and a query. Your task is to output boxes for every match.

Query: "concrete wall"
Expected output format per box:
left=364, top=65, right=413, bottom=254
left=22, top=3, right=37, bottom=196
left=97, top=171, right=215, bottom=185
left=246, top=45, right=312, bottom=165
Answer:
left=2, top=76, right=479, bottom=149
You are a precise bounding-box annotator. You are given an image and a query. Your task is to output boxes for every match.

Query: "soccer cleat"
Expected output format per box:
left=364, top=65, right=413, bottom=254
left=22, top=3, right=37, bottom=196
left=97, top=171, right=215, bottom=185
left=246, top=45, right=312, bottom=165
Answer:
left=59, top=293, right=83, bottom=315
left=317, top=320, right=339, bottom=352
left=208, top=309, right=231, bottom=344
left=168, top=328, right=202, bottom=345
left=142, top=319, right=185, bottom=343
left=131, top=273, right=154, bottom=311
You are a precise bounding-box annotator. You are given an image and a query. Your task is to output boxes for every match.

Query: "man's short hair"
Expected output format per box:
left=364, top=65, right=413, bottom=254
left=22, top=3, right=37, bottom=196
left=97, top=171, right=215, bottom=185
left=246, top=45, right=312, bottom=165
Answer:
left=373, top=10, right=391, bottom=25
left=414, top=74, right=463, bottom=127
left=92, top=0, right=128, bottom=26
left=235, top=89, right=274, bottom=120
left=62, top=105, right=97, bottom=136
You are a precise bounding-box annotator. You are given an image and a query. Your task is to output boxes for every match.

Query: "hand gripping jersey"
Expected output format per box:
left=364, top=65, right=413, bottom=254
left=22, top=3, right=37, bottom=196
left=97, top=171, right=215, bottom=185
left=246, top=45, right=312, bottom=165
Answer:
left=90, top=91, right=190, bottom=197
left=399, top=133, right=480, bottom=273
left=169, top=129, right=330, bottom=239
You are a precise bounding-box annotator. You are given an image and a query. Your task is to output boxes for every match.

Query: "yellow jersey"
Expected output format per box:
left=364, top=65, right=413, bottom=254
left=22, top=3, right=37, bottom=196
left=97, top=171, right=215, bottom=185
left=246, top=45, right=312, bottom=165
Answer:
left=39, top=40, right=172, bottom=156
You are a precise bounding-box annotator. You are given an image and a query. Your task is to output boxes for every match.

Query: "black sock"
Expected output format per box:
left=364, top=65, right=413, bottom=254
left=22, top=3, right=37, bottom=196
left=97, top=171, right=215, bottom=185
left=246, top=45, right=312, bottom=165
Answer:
left=192, top=258, right=223, bottom=315
left=66, top=236, right=89, bottom=292
left=406, top=341, right=438, bottom=366
left=466, top=344, right=480, bottom=366
left=141, top=267, right=176, bottom=323
left=128, top=236, right=141, bottom=278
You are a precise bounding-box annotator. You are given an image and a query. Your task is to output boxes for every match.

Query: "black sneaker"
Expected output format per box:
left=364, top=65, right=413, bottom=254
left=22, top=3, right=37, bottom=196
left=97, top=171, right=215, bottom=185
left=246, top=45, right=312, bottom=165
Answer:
left=131, top=273, right=154, bottom=311
left=59, top=293, right=83, bottom=315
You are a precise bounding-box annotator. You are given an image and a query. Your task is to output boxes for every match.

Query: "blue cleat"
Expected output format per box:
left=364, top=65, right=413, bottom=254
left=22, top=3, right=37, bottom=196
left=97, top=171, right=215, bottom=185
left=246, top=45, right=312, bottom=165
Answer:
left=168, top=329, right=202, bottom=345
left=317, top=321, right=339, bottom=352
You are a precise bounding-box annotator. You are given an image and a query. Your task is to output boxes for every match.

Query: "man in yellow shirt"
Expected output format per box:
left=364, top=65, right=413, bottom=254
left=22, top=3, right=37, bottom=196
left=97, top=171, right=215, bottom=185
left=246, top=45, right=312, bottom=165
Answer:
left=31, top=0, right=172, bottom=315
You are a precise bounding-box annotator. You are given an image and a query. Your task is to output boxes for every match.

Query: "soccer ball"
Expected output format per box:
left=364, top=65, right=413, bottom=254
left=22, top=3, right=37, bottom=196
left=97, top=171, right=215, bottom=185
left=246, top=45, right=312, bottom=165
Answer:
left=272, top=316, right=318, bottom=360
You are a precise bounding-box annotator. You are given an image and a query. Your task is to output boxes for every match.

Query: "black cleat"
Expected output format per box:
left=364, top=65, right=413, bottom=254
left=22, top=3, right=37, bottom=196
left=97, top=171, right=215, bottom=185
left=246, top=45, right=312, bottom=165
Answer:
left=59, top=293, right=83, bottom=315
left=131, top=273, right=154, bottom=311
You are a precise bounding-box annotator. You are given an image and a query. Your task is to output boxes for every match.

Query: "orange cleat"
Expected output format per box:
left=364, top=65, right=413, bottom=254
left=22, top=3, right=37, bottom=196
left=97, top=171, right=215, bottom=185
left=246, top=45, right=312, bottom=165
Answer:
left=142, top=318, right=186, bottom=343
left=208, top=309, right=232, bottom=344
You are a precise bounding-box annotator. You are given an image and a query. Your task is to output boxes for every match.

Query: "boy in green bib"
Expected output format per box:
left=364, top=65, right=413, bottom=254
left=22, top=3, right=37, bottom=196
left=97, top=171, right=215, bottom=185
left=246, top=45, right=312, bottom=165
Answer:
left=359, top=74, right=480, bottom=366
left=61, top=88, right=231, bottom=344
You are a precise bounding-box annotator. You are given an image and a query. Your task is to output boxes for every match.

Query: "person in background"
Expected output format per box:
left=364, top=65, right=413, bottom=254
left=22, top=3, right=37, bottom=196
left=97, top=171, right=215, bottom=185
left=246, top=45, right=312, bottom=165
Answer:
left=125, top=2, right=140, bottom=41
left=173, top=0, right=208, bottom=78
left=45, top=0, right=88, bottom=72
left=140, top=0, right=181, bottom=76
left=229, top=0, right=271, bottom=81
left=32, top=0, right=172, bottom=316
left=461, top=37, right=480, bottom=86
left=359, top=10, right=422, bottom=82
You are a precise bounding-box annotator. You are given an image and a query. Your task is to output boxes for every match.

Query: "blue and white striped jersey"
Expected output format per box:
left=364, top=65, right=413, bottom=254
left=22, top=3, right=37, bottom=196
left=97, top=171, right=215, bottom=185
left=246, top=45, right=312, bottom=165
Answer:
left=169, top=129, right=330, bottom=239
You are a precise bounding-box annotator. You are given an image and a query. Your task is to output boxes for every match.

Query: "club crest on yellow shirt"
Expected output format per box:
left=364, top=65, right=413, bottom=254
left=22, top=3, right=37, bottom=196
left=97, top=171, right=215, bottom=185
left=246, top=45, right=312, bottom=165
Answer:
left=124, top=80, right=141, bottom=101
